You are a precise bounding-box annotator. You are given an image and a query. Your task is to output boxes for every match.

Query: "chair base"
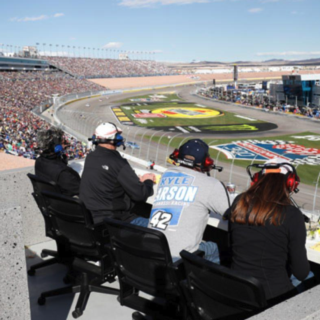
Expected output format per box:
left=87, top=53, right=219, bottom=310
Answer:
left=28, top=257, right=58, bottom=276
left=38, top=272, right=119, bottom=318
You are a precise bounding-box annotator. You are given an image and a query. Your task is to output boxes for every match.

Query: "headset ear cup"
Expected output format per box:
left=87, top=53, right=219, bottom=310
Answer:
left=287, top=173, right=299, bottom=192
left=115, top=133, right=123, bottom=147
left=251, top=172, right=260, bottom=186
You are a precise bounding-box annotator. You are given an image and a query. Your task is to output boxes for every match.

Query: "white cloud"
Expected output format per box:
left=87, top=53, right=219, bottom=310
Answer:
left=53, top=13, right=64, bottom=18
left=10, top=15, right=48, bottom=22
left=256, top=51, right=320, bottom=56
left=119, top=0, right=210, bottom=8
left=102, top=42, right=123, bottom=48
left=248, top=7, right=263, bottom=13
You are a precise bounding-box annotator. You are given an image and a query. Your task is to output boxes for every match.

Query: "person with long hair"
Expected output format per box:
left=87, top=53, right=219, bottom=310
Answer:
left=224, top=159, right=311, bottom=300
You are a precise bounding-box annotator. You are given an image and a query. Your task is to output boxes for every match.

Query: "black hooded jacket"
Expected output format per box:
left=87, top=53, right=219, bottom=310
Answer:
left=79, top=146, right=154, bottom=223
left=35, top=153, right=81, bottom=196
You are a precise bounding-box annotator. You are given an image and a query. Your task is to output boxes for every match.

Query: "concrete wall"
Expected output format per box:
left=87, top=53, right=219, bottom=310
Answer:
left=249, top=285, right=320, bottom=319
left=0, top=166, right=48, bottom=246
left=0, top=206, right=31, bottom=320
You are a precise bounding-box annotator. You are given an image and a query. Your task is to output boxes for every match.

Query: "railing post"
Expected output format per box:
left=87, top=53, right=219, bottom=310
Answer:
left=155, top=132, right=168, bottom=164
left=130, top=127, right=145, bottom=155
left=146, top=130, right=162, bottom=162
left=313, top=171, right=320, bottom=212
left=165, top=133, right=182, bottom=166
left=246, top=155, right=258, bottom=188
left=138, top=128, right=152, bottom=158
left=228, top=149, right=236, bottom=183
left=213, top=151, right=221, bottom=179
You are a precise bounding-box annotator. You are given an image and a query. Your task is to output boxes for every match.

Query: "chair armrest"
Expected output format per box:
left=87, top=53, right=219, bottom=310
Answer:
left=192, top=250, right=205, bottom=258
left=88, top=222, right=110, bottom=247
left=171, top=258, right=186, bottom=281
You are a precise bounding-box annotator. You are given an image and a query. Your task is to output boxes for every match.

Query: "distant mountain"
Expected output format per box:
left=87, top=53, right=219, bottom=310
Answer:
left=264, top=59, right=285, bottom=62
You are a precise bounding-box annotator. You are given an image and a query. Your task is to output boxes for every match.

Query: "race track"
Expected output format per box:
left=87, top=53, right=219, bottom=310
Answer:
left=57, top=85, right=320, bottom=212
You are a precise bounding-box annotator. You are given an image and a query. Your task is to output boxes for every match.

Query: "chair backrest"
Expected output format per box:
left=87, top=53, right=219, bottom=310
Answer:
left=180, top=250, right=268, bottom=320
left=27, top=173, right=61, bottom=238
left=41, top=190, right=104, bottom=259
left=105, top=219, right=180, bottom=298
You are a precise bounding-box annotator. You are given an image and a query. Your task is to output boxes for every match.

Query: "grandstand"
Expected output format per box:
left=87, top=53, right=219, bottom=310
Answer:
left=0, top=69, right=105, bottom=159
left=44, top=56, right=176, bottom=78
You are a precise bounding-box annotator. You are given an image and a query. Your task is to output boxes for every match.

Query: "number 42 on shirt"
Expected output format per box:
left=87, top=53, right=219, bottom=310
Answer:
left=149, top=210, right=173, bottom=230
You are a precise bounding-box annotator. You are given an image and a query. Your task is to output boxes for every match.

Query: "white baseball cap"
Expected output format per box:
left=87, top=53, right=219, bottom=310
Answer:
left=95, top=123, right=122, bottom=140
left=263, top=158, right=293, bottom=175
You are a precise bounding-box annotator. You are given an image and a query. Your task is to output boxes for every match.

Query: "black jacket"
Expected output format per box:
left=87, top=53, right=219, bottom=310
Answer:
left=79, top=146, right=154, bottom=223
left=35, top=153, right=81, bottom=197
left=224, top=194, right=310, bottom=300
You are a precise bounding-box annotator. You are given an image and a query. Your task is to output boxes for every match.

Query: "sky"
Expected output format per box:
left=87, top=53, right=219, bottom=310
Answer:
left=1, top=0, right=320, bottom=62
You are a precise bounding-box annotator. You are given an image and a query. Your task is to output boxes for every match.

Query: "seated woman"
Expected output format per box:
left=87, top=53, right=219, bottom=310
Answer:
left=224, top=159, right=311, bottom=300
left=35, top=127, right=81, bottom=197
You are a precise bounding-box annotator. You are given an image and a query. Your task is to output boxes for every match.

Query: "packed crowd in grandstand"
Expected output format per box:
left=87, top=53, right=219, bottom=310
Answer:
left=0, top=70, right=104, bottom=159
left=45, top=56, right=175, bottom=78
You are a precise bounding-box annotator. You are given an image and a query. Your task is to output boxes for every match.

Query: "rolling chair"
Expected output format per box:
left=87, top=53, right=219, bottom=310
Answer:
left=105, top=218, right=187, bottom=320
left=27, top=173, right=70, bottom=276
left=38, top=191, right=119, bottom=318
left=180, top=250, right=268, bottom=320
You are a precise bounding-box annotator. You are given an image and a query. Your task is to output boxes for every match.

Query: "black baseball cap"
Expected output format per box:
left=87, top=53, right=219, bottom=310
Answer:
left=178, top=139, right=209, bottom=164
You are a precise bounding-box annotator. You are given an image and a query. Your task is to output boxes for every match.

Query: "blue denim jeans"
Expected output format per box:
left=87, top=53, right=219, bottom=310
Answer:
left=290, top=271, right=314, bottom=293
left=130, top=216, right=149, bottom=228
left=199, top=241, right=220, bottom=264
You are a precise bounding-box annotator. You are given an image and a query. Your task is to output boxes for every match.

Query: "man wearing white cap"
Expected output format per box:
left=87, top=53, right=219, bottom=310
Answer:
left=80, top=122, right=155, bottom=225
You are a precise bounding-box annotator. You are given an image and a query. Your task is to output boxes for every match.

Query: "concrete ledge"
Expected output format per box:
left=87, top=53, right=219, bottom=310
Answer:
left=0, top=206, right=30, bottom=320
left=0, top=167, right=48, bottom=246
left=249, top=285, right=320, bottom=320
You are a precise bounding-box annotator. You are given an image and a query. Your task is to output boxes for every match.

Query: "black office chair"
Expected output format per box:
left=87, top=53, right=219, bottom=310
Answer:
left=105, top=218, right=187, bottom=320
left=27, top=173, right=70, bottom=276
left=180, top=250, right=268, bottom=320
left=38, top=191, right=119, bottom=319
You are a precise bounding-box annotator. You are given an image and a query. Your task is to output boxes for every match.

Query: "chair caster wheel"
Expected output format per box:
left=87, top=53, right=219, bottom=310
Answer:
left=38, top=297, right=46, bottom=305
left=28, top=269, right=35, bottom=276
left=72, top=309, right=83, bottom=318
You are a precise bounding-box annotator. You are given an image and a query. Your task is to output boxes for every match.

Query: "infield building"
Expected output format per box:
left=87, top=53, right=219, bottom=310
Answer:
left=282, top=74, right=320, bottom=107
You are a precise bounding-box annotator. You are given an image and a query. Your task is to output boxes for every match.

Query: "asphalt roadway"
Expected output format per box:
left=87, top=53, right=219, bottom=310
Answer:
left=57, top=84, right=320, bottom=213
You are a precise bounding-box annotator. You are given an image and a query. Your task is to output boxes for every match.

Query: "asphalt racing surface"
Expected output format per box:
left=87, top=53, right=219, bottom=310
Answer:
left=57, top=85, right=320, bottom=212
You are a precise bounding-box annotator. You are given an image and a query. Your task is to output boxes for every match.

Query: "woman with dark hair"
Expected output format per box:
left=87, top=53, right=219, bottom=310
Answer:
left=35, top=127, right=81, bottom=197
left=224, top=160, right=311, bottom=300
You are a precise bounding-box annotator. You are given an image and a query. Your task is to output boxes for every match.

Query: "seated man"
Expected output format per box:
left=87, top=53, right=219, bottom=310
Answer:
left=80, top=122, right=155, bottom=225
left=35, top=127, right=81, bottom=197
left=148, top=139, right=230, bottom=263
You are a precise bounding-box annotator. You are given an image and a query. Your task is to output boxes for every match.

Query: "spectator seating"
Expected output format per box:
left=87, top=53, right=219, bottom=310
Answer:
left=0, top=70, right=101, bottom=159
left=180, top=250, right=268, bottom=320
left=38, top=191, right=119, bottom=319
left=105, top=218, right=187, bottom=320
left=45, top=56, right=175, bottom=78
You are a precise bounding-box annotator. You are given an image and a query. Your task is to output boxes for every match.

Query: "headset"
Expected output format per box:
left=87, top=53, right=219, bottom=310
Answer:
left=168, top=144, right=223, bottom=173
left=246, top=162, right=300, bottom=193
left=94, top=122, right=126, bottom=150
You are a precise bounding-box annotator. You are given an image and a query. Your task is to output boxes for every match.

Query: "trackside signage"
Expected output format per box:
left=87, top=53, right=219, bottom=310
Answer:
left=211, top=137, right=320, bottom=165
